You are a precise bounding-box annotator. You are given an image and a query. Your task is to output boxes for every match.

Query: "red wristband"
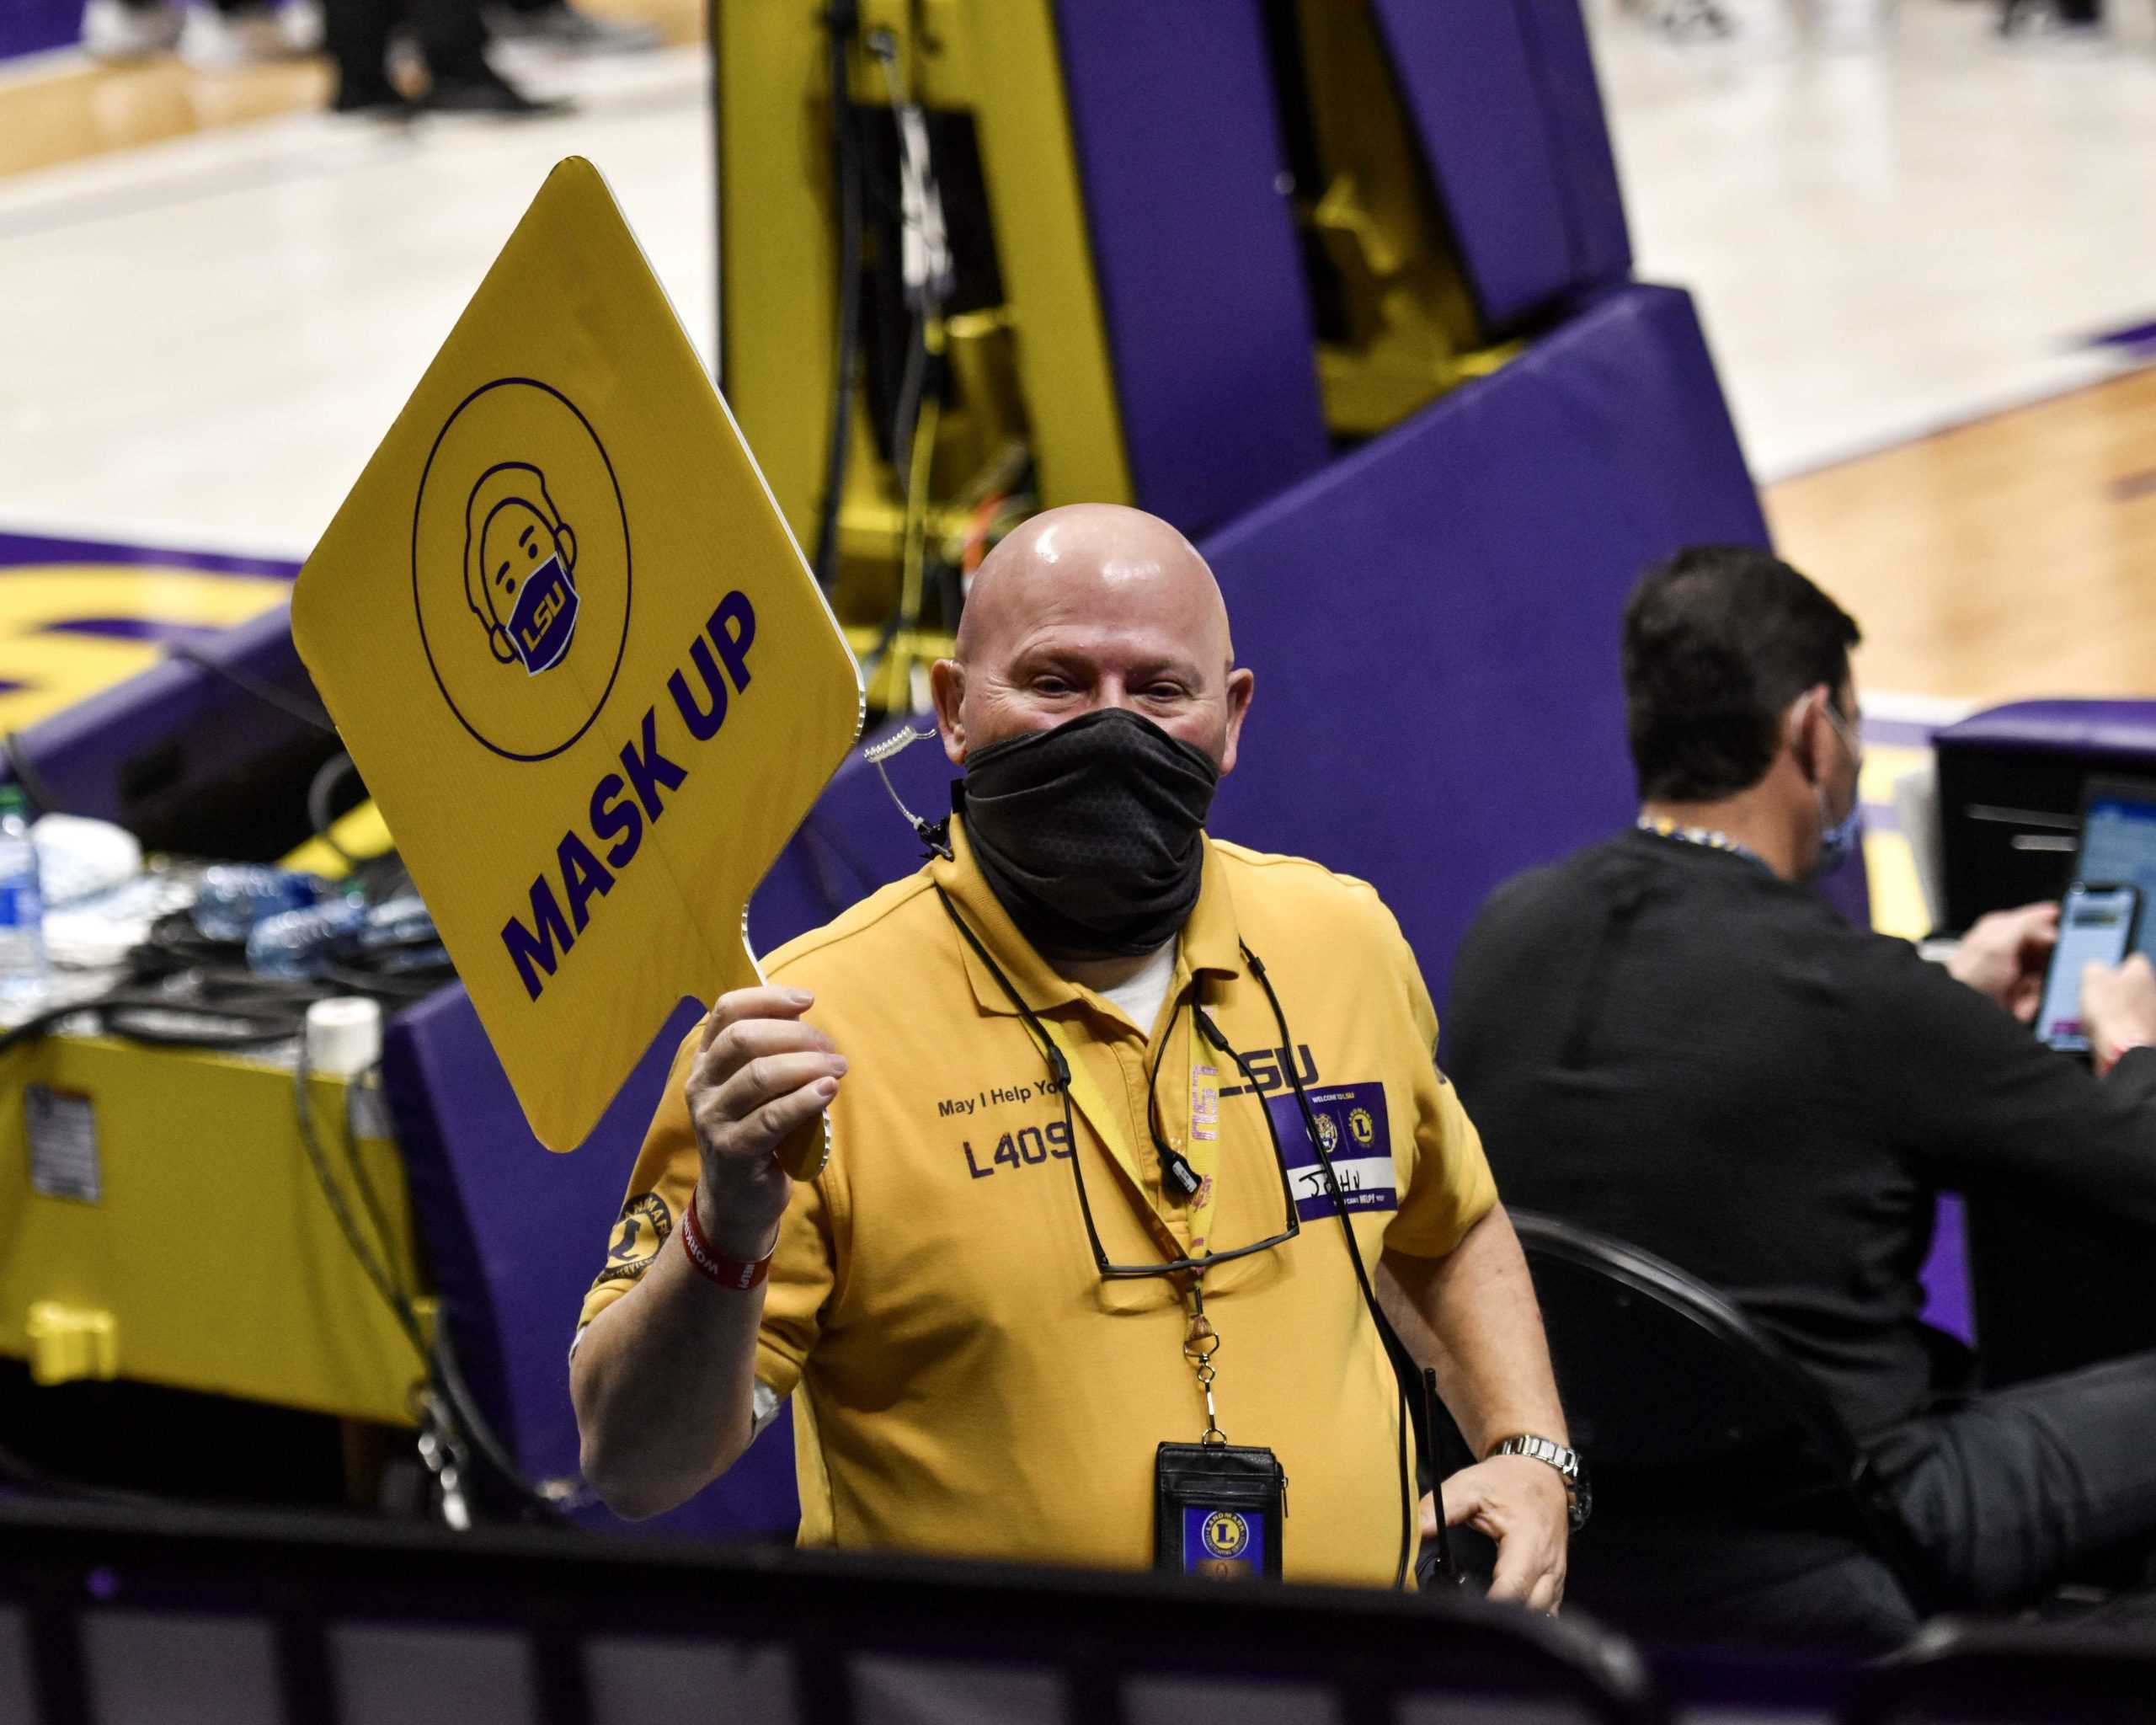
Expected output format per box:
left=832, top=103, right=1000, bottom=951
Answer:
left=680, top=1188, right=775, bottom=1290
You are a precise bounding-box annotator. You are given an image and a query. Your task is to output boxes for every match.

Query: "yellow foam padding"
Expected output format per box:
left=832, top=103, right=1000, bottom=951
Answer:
left=1855, top=743, right=1935, bottom=941
left=280, top=798, right=394, bottom=880
left=0, top=1038, right=432, bottom=1424
left=292, top=159, right=862, bottom=1168
left=0, top=568, right=291, bottom=735
left=1859, top=743, right=1929, bottom=811
left=24, top=1301, right=118, bottom=1386
left=954, top=0, right=1134, bottom=506
left=1864, top=830, right=1930, bottom=943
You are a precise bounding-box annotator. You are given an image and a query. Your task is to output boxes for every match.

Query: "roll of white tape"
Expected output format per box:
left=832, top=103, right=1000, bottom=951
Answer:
left=307, top=996, right=383, bottom=1079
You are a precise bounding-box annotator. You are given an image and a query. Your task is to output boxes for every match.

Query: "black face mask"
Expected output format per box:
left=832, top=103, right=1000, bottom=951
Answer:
left=958, top=707, right=1221, bottom=960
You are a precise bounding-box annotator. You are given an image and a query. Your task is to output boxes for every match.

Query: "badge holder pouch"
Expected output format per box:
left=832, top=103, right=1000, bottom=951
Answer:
left=1155, top=1441, right=1286, bottom=1580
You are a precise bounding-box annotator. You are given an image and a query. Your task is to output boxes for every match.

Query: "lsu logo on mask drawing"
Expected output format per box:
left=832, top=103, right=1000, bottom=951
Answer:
left=413, top=377, right=633, bottom=762
left=467, top=462, right=579, bottom=676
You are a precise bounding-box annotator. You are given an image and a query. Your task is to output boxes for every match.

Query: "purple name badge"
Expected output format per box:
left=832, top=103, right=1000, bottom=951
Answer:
left=1267, top=1081, right=1398, bottom=1221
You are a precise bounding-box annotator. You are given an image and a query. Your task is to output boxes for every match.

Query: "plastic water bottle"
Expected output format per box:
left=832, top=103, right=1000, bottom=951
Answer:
left=247, top=897, right=366, bottom=979
left=192, top=864, right=327, bottom=943
left=0, top=784, right=51, bottom=1007
left=355, top=892, right=435, bottom=950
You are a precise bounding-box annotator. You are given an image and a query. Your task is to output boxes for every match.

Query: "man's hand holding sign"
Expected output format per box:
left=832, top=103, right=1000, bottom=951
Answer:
left=683, top=985, right=845, bottom=1265
left=291, top=158, right=862, bottom=1181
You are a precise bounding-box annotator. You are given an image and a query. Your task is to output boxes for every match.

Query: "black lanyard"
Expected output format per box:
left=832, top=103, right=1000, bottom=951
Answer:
left=932, top=883, right=1418, bottom=1587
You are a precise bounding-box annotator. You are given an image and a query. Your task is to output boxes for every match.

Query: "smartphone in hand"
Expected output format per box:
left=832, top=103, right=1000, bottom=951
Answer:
left=2036, top=883, right=2143, bottom=1053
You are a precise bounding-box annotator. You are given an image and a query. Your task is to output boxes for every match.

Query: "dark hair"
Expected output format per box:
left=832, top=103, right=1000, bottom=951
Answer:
left=1622, top=546, right=1861, bottom=802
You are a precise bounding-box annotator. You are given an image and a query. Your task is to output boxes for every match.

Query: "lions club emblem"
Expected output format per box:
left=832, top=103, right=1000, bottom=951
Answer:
left=1201, top=1510, right=1250, bottom=1559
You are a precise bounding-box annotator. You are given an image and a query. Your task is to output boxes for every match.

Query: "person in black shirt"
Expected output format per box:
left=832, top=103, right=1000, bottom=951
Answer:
left=1447, top=544, right=2156, bottom=1618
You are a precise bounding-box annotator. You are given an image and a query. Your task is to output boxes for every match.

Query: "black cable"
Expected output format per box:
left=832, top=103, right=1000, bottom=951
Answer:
left=812, top=0, right=865, bottom=594
left=337, top=1068, right=410, bottom=1330
left=307, top=754, right=363, bottom=870
left=1243, top=943, right=1417, bottom=1593
left=291, top=1039, right=564, bottom=1520
left=163, top=643, right=337, bottom=734
left=0, top=889, right=455, bottom=1061
left=292, top=1038, right=426, bottom=1357
left=0, top=989, right=301, bottom=1058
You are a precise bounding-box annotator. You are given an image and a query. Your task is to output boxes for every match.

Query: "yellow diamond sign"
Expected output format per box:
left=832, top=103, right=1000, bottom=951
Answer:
left=293, top=158, right=862, bottom=1172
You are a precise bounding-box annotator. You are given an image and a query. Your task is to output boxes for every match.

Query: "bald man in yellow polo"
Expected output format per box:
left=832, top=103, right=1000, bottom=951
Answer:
left=571, top=505, right=1575, bottom=1603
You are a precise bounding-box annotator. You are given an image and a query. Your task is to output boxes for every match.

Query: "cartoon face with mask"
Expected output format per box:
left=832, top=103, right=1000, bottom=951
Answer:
left=463, top=462, right=580, bottom=676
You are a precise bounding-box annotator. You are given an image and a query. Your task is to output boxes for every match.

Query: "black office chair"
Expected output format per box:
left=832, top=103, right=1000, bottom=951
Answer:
left=1511, top=1210, right=1938, bottom=1648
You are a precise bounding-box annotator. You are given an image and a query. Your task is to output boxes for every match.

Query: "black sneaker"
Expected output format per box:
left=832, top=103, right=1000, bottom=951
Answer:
left=333, top=77, right=417, bottom=117
left=486, top=3, right=662, bottom=54
left=421, top=64, right=573, bottom=116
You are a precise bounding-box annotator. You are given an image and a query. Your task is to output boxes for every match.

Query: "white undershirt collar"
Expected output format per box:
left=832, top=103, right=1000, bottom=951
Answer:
left=1091, top=938, right=1179, bottom=1036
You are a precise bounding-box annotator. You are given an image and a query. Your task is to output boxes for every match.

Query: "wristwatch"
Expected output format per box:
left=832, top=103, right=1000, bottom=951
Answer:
left=1486, top=1434, right=1592, bottom=1534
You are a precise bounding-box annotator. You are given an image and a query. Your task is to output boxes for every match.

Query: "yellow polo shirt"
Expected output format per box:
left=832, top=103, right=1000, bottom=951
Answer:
left=579, top=817, right=1497, bottom=1585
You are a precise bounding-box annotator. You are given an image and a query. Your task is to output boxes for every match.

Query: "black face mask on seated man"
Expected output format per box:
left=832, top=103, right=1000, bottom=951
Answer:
left=958, top=707, right=1221, bottom=961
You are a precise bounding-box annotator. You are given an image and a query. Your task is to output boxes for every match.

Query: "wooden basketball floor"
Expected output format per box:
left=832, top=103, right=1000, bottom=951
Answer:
left=1768, top=366, right=2156, bottom=708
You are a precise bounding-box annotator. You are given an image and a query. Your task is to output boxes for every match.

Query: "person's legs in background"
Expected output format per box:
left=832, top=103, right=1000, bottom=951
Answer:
left=179, top=0, right=323, bottom=71
left=83, top=0, right=324, bottom=68
left=319, top=0, right=399, bottom=110
left=408, top=0, right=570, bottom=115
left=1870, top=1349, right=2156, bottom=1608
left=319, top=0, right=567, bottom=117
left=2002, top=0, right=2105, bottom=34
left=82, top=0, right=187, bottom=58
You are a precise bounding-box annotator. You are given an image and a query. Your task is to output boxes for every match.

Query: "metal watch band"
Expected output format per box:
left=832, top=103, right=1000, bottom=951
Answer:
left=1486, top=1433, right=1579, bottom=1484
left=1486, top=1434, right=1591, bottom=1534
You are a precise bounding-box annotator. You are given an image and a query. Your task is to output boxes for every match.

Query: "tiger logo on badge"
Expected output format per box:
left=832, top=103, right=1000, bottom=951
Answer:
left=1202, top=1511, right=1250, bottom=1559
left=1315, top=1112, right=1339, bottom=1155
left=1348, top=1106, right=1375, bottom=1148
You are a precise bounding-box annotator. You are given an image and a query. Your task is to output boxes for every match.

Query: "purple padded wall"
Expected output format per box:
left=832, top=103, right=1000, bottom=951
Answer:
left=1200, top=283, right=1779, bottom=1010
left=1371, top=0, right=1630, bottom=333
left=7, top=595, right=343, bottom=862
left=1051, top=0, right=1330, bottom=537
left=15, top=600, right=301, bottom=821
left=1519, top=0, right=1633, bottom=289
left=381, top=989, right=799, bottom=1541
left=0, top=0, right=79, bottom=57
left=376, top=726, right=953, bottom=1542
